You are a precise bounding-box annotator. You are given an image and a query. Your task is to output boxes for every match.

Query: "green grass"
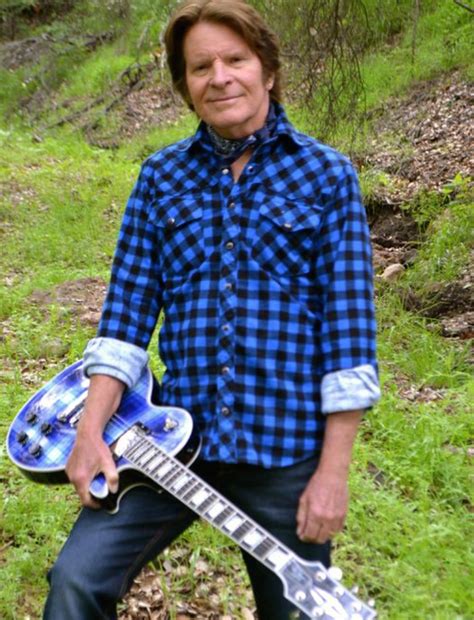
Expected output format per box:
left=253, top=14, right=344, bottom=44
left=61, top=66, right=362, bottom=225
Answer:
left=361, top=1, right=473, bottom=110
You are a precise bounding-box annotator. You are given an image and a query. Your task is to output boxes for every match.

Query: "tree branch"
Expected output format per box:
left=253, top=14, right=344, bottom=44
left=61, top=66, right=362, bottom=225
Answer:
left=453, top=0, right=474, bottom=13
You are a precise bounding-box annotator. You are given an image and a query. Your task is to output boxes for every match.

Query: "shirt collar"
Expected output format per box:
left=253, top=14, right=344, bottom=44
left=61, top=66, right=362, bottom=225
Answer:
left=178, top=102, right=306, bottom=154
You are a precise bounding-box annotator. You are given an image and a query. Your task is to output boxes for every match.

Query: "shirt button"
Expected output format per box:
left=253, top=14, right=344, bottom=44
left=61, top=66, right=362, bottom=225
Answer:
left=225, top=282, right=233, bottom=291
left=247, top=165, right=254, bottom=172
left=222, top=324, right=230, bottom=332
left=166, top=217, right=176, bottom=228
left=221, top=366, right=230, bottom=375
left=222, top=168, right=230, bottom=175
left=226, top=241, right=234, bottom=250
left=229, top=202, right=236, bottom=209
left=283, top=221, right=293, bottom=230
left=221, top=406, right=231, bottom=416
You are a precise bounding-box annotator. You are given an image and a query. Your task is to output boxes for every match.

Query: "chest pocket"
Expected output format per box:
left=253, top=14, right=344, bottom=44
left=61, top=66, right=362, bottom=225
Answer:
left=252, top=197, right=322, bottom=277
left=148, top=197, right=204, bottom=279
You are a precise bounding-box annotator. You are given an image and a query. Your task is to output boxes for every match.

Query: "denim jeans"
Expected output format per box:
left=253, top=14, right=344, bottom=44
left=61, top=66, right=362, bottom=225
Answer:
left=44, top=455, right=330, bottom=620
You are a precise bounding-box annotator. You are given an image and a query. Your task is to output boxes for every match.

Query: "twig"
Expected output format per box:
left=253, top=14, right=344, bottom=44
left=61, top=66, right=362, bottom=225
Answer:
left=453, top=0, right=474, bottom=13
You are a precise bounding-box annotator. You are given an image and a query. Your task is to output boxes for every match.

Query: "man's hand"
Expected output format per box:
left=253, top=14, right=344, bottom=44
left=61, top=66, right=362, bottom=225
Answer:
left=65, top=374, right=126, bottom=508
left=296, top=409, right=364, bottom=544
left=296, top=468, right=349, bottom=543
left=66, top=429, right=119, bottom=509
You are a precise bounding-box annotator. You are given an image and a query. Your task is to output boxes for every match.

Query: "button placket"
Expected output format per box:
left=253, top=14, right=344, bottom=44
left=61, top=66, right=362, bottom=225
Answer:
left=216, top=181, right=240, bottom=450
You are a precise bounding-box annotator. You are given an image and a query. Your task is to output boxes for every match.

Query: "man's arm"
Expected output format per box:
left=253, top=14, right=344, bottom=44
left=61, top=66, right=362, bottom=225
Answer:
left=65, top=374, right=126, bottom=508
left=296, top=409, right=363, bottom=543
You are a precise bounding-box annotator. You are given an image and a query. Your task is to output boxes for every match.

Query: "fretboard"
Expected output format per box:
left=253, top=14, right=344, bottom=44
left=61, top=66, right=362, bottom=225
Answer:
left=123, top=428, right=296, bottom=575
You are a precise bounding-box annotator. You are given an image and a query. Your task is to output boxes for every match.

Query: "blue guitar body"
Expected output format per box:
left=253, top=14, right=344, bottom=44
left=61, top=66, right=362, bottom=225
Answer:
left=6, top=360, right=199, bottom=511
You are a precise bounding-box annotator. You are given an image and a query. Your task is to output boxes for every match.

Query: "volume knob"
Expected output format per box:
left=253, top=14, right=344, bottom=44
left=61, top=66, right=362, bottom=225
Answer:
left=28, top=443, right=42, bottom=457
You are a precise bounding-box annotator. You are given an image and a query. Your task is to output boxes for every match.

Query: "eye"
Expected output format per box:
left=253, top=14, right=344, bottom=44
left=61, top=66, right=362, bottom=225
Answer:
left=191, top=62, right=209, bottom=74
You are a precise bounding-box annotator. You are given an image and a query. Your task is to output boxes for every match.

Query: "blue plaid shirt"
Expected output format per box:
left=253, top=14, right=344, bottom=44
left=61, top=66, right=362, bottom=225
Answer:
left=87, top=104, right=379, bottom=467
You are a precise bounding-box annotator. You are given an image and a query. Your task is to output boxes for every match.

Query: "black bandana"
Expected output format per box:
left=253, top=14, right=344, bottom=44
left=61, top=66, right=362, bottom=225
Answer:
left=206, top=102, right=277, bottom=163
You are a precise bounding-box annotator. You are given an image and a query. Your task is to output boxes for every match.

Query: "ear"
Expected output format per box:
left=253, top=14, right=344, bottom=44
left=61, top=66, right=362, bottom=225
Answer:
left=265, top=74, right=275, bottom=91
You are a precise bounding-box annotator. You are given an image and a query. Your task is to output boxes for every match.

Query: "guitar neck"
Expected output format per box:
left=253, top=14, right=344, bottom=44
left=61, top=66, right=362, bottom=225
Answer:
left=115, top=426, right=375, bottom=619
left=120, top=427, right=294, bottom=574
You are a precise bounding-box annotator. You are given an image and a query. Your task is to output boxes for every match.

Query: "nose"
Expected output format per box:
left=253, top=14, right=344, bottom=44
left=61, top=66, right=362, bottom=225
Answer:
left=210, top=60, right=231, bottom=87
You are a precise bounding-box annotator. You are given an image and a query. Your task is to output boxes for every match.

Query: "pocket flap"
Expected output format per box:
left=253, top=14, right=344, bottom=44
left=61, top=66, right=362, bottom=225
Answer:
left=258, top=197, right=322, bottom=232
left=148, top=196, right=202, bottom=230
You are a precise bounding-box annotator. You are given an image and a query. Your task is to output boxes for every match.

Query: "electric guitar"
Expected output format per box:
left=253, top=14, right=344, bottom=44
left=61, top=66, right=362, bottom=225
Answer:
left=7, top=361, right=376, bottom=620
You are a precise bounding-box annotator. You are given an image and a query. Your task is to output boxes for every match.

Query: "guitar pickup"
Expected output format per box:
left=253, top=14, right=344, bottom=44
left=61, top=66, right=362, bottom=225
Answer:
left=57, top=399, right=86, bottom=426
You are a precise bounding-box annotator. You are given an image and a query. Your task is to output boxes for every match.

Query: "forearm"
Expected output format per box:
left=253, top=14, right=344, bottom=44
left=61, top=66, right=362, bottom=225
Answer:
left=317, top=409, right=364, bottom=478
left=78, top=374, right=126, bottom=437
left=297, top=409, right=363, bottom=542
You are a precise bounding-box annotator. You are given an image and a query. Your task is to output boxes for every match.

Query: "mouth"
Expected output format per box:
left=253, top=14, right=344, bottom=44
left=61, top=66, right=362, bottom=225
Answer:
left=208, top=95, right=241, bottom=103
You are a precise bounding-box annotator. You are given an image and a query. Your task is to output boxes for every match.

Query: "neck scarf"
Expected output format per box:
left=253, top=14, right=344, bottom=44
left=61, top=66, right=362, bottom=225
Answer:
left=206, top=102, right=277, bottom=163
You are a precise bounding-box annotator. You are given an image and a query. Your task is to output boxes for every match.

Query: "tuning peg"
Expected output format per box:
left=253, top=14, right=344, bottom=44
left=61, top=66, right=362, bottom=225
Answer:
left=327, top=566, right=343, bottom=581
left=368, top=599, right=376, bottom=608
left=351, top=585, right=359, bottom=595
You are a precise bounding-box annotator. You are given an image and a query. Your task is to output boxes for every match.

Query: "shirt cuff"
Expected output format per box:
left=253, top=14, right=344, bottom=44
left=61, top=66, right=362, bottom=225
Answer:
left=321, top=364, right=380, bottom=414
left=83, top=337, right=149, bottom=389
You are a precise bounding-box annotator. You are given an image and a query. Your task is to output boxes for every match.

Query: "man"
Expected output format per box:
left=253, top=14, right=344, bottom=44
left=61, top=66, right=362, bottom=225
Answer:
left=44, top=1, right=380, bottom=618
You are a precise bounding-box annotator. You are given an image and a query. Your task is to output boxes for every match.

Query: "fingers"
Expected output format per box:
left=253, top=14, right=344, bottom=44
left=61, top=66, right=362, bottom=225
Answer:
left=102, top=457, right=119, bottom=495
left=296, top=476, right=348, bottom=544
left=66, top=438, right=118, bottom=508
left=297, top=499, right=340, bottom=543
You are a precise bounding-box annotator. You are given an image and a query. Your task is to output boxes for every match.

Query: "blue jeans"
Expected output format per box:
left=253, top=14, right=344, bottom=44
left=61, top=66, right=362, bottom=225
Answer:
left=44, top=456, right=330, bottom=620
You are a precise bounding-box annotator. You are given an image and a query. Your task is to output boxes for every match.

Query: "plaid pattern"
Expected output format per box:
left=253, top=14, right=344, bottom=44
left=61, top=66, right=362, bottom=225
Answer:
left=98, top=104, right=377, bottom=467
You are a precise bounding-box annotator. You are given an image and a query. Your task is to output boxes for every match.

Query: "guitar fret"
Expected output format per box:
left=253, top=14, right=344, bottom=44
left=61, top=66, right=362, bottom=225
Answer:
left=189, top=486, right=212, bottom=508
left=196, top=492, right=218, bottom=514
left=242, top=529, right=264, bottom=549
left=207, top=500, right=226, bottom=520
left=171, top=472, right=191, bottom=492
left=266, top=547, right=291, bottom=571
left=154, top=459, right=174, bottom=479
left=133, top=450, right=154, bottom=468
left=178, top=479, right=200, bottom=501
left=126, top=439, right=149, bottom=460
left=142, top=453, right=165, bottom=471
left=254, top=537, right=276, bottom=559
left=223, top=514, right=244, bottom=533
left=160, top=463, right=185, bottom=487
left=233, top=520, right=253, bottom=541
left=213, top=506, right=234, bottom=527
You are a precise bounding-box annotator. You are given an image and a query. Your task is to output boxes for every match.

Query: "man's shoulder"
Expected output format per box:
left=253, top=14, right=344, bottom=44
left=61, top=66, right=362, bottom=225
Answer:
left=142, top=136, right=195, bottom=170
left=288, top=130, right=354, bottom=173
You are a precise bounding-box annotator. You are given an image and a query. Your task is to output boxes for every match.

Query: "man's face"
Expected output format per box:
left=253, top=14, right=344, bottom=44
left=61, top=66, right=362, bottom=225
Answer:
left=183, top=21, right=274, bottom=139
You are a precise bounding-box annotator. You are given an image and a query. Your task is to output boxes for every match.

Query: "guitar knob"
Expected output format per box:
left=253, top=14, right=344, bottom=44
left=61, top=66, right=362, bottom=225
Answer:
left=368, top=599, right=376, bottom=608
left=25, top=411, right=38, bottom=424
left=327, top=566, right=343, bottom=581
left=28, top=443, right=42, bottom=457
left=40, top=422, right=53, bottom=435
left=17, top=431, right=28, bottom=444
